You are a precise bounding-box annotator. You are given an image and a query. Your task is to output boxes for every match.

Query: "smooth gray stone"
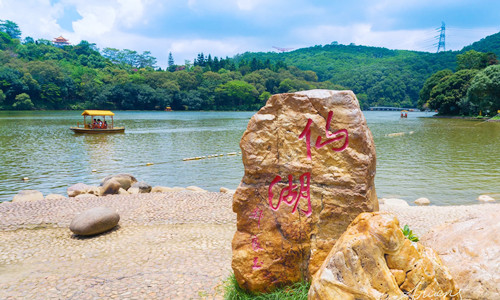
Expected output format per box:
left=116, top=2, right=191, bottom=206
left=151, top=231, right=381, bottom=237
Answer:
left=69, top=207, right=120, bottom=236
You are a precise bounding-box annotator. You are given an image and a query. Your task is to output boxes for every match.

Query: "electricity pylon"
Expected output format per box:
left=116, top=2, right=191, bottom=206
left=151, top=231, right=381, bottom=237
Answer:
left=436, top=22, right=446, bottom=53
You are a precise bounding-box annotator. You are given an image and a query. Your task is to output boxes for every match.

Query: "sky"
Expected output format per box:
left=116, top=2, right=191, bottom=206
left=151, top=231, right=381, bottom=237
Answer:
left=0, top=0, right=499, bottom=68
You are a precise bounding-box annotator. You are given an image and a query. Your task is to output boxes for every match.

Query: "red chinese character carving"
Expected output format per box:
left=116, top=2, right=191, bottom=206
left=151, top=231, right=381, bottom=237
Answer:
left=268, top=172, right=311, bottom=217
left=252, top=257, right=262, bottom=270
left=299, top=110, right=348, bottom=160
left=251, top=235, right=263, bottom=251
left=249, top=208, right=263, bottom=229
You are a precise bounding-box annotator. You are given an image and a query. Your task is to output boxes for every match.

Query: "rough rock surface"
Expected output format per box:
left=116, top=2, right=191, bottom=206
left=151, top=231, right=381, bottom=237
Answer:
left=309, top=212, right=459, bottom=300
left=101, top=174, right=137, bottom=191
left=131, top=181, right=152, bottom=193
left=69, top=207, right=120, bottom=236
left=101, top=179, right=122, bottom=195
left=421, top=210, right=500, bottom=299
left=12, top=190, right=44, bottom=202
left=67, top=183, right=93, bottom=197
left=231, top=90, right=378, bottom=292
left=118, top=188, right=129, bottom=195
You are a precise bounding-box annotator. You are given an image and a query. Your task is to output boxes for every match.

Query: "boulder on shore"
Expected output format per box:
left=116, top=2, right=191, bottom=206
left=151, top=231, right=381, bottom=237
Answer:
left=100, top=174, right=137, bottom=191
left=12, top=190, right=44, bottom=202
left=186, top=186, right=207, bottom=193
left=421, top=210, right=500, bottom=299
left=220, top=187, right=235, bottom=194
left=414, top=197, right=431, bottom=206
left=130, top=181, right=152, bottom=193
left=45, top=194, right=66, bottom=200
left=309, top=212, right=459, bottom=300
left=380, top=198, right=409, bottom=206
left=101, top=179, right=121, bottom=196
left=67, top=183, right=93, bottom=197
left=231, top=90, right=378, bottom=292
left=69, top=207, right=120, bottom=236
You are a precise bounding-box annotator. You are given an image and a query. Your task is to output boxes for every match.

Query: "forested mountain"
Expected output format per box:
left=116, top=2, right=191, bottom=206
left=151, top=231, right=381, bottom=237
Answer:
left=1, top=18, right=500, bottom=112
left=234, top=32, right=500, bottom=109
left=235, top=45, right=459, bottom=108
left=0, top=21, right=338, bottom=111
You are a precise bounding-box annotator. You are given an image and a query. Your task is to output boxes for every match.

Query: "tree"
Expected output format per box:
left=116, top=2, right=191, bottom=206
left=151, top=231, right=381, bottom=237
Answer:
left=136, top=51, right=157, bottom=69
left=23, top=36, right=34, bottom=44
left=168, top=52, right=175, bottom=71
left=456, top=50, right=493, bottom=71
left=0, top=20, right=21, bottom=39
left=428, top=69, right=479, bottom=115
left=467, top=64, right=500, bottom=116
left=215, top=80, right=259, bottom=109
left=0, top=89, right=5, bottom=106
left=12, top=93, right=34, bottom=110
left=418, top=69, right=453, bottom=109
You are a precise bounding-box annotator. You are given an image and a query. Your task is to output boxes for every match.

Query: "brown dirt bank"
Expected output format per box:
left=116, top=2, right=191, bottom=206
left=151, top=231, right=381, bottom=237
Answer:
left=0, top=192, right=498, bottom=299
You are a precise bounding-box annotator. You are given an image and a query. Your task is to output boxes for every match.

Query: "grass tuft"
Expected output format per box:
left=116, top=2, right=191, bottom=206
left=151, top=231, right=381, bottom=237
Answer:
left=222, top=273, right=310, bottom=300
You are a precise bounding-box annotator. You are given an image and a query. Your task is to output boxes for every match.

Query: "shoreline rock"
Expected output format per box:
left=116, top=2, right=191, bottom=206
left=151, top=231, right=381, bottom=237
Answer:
left=69, top=207, right=120, bottom=236
left=309, top=212, right=458, bottom=299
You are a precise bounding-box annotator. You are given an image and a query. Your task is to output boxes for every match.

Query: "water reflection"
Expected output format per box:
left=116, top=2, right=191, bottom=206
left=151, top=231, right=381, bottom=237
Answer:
left=0, top=110, right=499, bottom=205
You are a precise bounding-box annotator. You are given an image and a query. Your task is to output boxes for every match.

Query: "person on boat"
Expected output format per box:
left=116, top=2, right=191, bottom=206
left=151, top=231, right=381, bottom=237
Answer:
left=98, top=119, right=103, bottom=129
left=92, top=118, right=98, bottom=128
left=103, top=121, right=108, bottom=129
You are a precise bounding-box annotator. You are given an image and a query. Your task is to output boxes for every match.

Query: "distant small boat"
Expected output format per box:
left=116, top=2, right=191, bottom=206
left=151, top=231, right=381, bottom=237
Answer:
left=70, top=110, right=125, bottom=134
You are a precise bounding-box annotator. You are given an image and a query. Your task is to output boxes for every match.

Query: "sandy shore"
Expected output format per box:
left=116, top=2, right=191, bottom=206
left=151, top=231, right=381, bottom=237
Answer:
left=1, top=192, right=498, bottom=299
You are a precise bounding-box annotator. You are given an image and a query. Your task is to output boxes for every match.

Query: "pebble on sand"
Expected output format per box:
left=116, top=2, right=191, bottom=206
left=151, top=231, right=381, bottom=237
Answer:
left=414, top=197, right=431, bottom=206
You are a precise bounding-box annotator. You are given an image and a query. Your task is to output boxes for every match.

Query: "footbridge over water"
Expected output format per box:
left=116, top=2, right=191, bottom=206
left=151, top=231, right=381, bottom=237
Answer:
left=369, top=107, right=419, bottom=111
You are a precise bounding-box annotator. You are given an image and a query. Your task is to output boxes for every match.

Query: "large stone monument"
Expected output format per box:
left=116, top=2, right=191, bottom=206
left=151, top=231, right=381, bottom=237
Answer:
left=231, top=90, right=378, bottom=292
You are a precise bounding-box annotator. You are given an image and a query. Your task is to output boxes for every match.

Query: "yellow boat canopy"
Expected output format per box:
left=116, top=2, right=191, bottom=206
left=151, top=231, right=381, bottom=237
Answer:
left=81, top=110, right=115, bottom=116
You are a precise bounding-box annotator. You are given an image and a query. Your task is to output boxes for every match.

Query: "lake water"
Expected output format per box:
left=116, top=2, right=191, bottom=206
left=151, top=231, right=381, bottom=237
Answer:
left=1, top=110, right=499, bottom=205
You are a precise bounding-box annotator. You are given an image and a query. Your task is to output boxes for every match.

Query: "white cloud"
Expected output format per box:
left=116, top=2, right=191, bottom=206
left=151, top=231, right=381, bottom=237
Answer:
left=0, top=0, right=498, bottom=69
left=72, top=5, right=116, bottom=36
left=0, top=0, right=64, bottom=40
left=236, top=0, right=267, bottom=11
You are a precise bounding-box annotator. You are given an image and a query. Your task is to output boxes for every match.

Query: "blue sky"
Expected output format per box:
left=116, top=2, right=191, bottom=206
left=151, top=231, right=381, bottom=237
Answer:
left=0, top=0, right=498, bottom=68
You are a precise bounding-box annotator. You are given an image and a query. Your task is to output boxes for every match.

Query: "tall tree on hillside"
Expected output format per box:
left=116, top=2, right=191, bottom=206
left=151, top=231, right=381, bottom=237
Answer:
left=0, top=20, right=21, bottom=39
left=168, top=52, right=175, bottom=71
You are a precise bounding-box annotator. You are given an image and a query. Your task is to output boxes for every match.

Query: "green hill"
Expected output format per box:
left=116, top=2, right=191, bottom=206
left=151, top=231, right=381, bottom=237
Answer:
left=235, top=44, right=459, bottom=108
left=463, top=32, right=500, bottom=57
left=235, top=31, right=500, bottom=108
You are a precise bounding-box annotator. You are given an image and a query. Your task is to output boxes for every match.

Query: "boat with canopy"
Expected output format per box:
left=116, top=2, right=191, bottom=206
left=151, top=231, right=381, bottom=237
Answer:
left=70, top=110, right=125, bottom=133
